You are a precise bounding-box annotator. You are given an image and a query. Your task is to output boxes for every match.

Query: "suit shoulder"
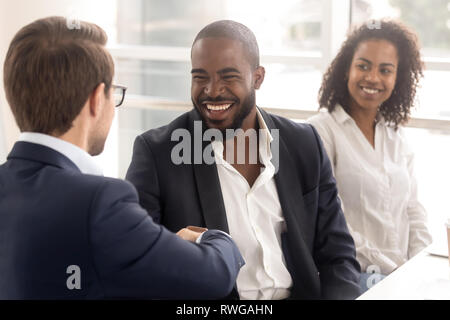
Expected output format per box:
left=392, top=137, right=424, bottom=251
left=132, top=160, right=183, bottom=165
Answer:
left=266, top=112, right=324, bottom=164
left=83, top=174, right=137, bottom=194
left=267, top=112, right=317, bottom=138
left=64, top=173, right=137, bottom=201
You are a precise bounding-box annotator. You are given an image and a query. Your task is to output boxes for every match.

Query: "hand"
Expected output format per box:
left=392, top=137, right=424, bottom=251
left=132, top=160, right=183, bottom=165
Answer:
left=176, top=228, right=203, bottom=242
left=186, top=225, right=208, bottom=233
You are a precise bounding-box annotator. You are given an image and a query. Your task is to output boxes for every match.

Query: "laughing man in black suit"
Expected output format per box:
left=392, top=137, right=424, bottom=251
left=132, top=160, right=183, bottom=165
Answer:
left=126, top=20, right=361, bottom=300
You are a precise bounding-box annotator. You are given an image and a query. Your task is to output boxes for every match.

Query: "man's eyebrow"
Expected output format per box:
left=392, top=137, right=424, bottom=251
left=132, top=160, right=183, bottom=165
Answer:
left=191, top=68, right=207, bottom=74
left=218, top=68, right=241, bottom=74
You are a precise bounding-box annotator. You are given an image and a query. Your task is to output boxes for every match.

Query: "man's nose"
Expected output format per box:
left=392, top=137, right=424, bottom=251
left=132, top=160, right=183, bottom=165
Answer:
left=204, top=79, right=224, bottom=98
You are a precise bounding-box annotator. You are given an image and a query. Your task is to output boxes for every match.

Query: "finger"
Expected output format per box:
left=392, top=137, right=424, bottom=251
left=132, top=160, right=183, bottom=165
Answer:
left=186, top=225, right=208, bottom=233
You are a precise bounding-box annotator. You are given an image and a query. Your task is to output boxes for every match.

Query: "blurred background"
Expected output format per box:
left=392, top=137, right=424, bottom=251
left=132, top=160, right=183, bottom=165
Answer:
left=1, top=0, right=449, bottom=245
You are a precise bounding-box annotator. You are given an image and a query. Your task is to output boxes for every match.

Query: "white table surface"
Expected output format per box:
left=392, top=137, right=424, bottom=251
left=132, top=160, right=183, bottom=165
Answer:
left=357, top=246, right=450, bottom=300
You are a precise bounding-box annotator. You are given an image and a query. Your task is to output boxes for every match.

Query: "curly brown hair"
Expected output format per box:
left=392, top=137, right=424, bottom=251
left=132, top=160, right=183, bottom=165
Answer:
left=318, top=20, right=423, bottom=128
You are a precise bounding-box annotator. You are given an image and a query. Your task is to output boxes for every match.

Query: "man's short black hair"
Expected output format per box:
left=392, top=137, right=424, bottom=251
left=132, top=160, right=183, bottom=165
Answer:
left=192, top=20, right=260, bottom=70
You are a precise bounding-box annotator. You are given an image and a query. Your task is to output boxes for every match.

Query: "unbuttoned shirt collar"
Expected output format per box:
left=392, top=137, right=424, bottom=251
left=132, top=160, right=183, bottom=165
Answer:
left=212, top=108, right=275, bottom=172
left=210, top=108, right=292, bottom=300
left=19, top=132, right=103, bottom=176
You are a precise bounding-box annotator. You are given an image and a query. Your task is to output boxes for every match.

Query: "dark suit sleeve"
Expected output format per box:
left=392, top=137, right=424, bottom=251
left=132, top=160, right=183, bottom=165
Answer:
left=125, top=135, right=162, bottom=223
left=88, top=179, right=244, bottom=299
left=310, top=125, right=361, bottom=299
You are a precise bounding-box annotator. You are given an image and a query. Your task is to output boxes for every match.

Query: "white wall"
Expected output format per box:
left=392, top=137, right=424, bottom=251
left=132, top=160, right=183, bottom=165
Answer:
left=0, top=0, right=118, bottom=175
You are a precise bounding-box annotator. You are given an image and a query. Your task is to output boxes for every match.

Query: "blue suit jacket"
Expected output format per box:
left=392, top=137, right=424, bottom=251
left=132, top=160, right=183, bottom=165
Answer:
left=0, top=141, right=244, bottom=299
left=126, top=108, right=361, bottom=299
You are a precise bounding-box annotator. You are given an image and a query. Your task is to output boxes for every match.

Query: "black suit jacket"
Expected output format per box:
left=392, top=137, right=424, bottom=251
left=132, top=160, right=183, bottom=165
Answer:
left=126, top=107, right=361, bottom=299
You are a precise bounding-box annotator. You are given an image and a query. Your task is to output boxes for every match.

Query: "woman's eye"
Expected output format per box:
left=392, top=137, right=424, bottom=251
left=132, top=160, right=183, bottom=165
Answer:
left=357, top=64, right=368, bottom=70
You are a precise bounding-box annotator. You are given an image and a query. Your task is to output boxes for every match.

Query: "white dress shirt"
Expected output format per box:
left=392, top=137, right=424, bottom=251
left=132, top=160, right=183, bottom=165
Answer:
left=19, top=132, right=103, bottom=176
left=307, top=105, right=432, bottom=275
left=211, top=109, right=293, bottom=300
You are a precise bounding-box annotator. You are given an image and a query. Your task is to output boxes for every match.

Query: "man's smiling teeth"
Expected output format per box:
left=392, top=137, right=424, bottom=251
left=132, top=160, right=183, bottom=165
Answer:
left=206, top=104, right=232, bottom=111
left=361, top=87, right=380, bottom=94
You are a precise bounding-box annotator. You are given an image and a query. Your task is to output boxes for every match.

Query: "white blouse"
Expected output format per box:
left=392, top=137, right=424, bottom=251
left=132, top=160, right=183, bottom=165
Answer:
left=307, top=105, right=432, bottom=275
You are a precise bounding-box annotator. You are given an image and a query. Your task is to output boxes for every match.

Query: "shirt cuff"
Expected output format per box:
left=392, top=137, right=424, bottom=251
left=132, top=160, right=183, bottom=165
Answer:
left=195, top=230, right=232, bottom=244
left=195, top=231, right=206, bottom=244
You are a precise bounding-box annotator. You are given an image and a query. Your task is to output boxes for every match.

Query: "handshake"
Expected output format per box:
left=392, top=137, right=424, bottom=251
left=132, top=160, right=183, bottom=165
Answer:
left=176, top=226, right=208, bottom=242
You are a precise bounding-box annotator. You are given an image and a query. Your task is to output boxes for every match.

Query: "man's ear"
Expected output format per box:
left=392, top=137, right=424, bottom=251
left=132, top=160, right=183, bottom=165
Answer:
left=88, top=83, right=106, bottom=117
left=253, top=66, right=265, bottom=90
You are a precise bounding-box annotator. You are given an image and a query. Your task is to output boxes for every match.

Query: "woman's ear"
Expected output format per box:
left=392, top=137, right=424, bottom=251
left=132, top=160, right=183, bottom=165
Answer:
left=88, top=83, right=106, bottom=117
left=253, top=66, right=265, bottom=90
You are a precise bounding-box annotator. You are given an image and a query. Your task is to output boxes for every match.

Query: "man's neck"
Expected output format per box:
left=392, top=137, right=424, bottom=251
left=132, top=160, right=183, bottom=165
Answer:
left=55, top=127, right=90, bottom=155
left=222, top=106, right=264, bottom=187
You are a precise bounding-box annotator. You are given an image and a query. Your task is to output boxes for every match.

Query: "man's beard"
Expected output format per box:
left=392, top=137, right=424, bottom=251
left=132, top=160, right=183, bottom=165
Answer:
left=192, top=90, right=256, bottom=139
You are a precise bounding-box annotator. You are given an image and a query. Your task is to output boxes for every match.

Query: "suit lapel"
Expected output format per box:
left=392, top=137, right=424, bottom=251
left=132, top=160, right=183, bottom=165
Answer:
left=263, top=110, right=309, bottom=243
left=259, top=108, right=308, bottom=229
left=188, top=110, right=230, bottom=233
left=259, top=108, right=321, bottom=297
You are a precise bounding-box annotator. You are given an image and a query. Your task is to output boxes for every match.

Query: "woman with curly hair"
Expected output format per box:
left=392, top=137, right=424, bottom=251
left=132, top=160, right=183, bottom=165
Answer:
left=307, top=20, right=432, bottom=293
